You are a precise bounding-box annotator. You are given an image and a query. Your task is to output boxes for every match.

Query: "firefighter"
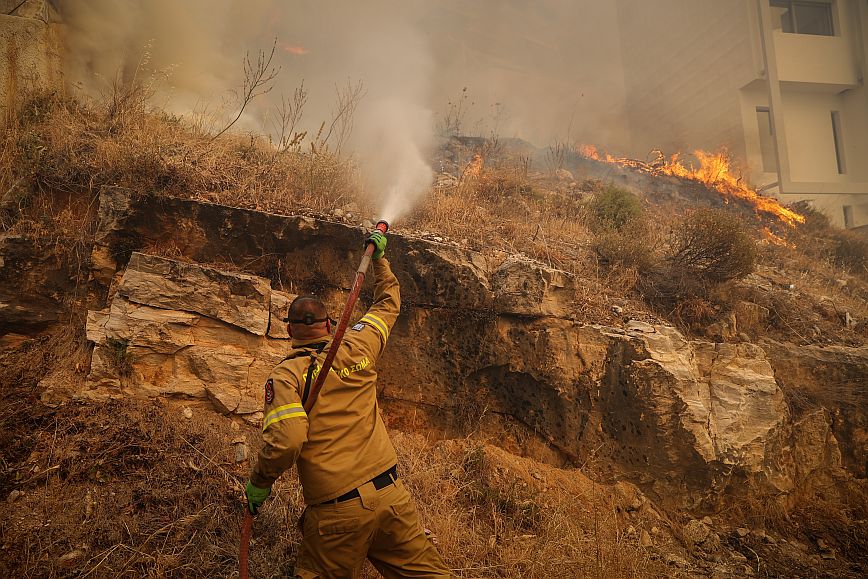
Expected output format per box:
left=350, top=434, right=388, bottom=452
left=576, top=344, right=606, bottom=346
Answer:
left=245, top=230, right=451, bottom=578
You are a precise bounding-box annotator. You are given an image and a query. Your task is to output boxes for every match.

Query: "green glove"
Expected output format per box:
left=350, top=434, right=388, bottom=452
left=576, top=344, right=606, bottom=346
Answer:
left=366, top=231, right=387, bottom=259
left=245, top=481, right=271, bottom=515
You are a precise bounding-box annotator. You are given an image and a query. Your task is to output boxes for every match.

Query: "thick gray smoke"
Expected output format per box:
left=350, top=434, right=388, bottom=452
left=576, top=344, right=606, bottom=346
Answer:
left=59, top=0, right=628, bottom=222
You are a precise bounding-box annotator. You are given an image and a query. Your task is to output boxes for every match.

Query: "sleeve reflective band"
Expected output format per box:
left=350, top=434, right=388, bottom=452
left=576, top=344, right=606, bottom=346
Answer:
left=360, top=313, right=389, bottom=342
left=262, top=403, right=307, bottom=431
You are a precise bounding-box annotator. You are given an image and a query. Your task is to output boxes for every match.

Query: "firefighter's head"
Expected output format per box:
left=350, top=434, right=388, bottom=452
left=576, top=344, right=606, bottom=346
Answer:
left=285, top=295, right=333, bottom=339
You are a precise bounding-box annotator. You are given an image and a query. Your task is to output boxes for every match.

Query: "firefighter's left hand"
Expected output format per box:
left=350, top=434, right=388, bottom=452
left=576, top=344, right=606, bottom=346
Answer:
left=365, top=231, right=387, bottom=259
left=245, top=481, right=271, bottom=515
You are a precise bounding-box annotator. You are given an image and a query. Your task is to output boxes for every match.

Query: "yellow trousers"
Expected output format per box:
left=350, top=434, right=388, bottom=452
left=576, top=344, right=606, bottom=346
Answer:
left=294, top=478, right=451, bottom=578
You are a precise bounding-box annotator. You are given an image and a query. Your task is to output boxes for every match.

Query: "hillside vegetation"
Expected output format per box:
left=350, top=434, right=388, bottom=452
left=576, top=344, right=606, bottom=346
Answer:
left=1, top=87, right=867, bottom=578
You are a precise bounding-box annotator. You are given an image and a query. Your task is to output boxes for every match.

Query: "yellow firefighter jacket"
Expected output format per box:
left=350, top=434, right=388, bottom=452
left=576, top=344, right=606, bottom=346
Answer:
left=250, top=258, right=400, bottom=505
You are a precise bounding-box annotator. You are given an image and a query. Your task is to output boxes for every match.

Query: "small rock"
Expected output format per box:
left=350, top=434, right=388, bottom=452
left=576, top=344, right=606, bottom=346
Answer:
left=233, top=442, right=248, bottom=463
left=58, top=550, right=84, bottom=568
left=626, top=319, right=656, bottom=333
left=361, top=219, right=374, bottom=230
left=683, top=519, right=711, bottom=544
left=738, top=333, right=751, bottom=342
left=844, top=312, right=855, bottom=329
left=640, top=530, right=652, bottom=547
left=332, top=208, right=345, bottom=218
left=702, top=516, right=713, bottom=526
left=182, top=407, right=193, bottom=419
left=735, top=527, right=750, bottom=538
left=665, top=554, right=689, bottom=567
left=344, top=202, right=360, bottom=214
left=611, top=305, right=624, bottom=315
left=651, top=526, right=660, bottom=534
left=731, top=551, right=748, bottom=563
left=816, top=538, right=829, bottom=550
left=820, top=551, right=836, bottom=560
left=7, top=490, right=24, bottom=503
left=555, top=168, right=574, bottom=181
left=345, top=212, right=354, bottom=220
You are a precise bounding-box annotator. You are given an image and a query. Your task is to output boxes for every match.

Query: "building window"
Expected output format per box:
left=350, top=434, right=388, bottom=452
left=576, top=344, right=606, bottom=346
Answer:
left=831, top=110, right=846, bottom=174
left=756, top=107, right=778, bottom=173
left=770, top=1, right=835, bottom=36
left=843, top=205, right=853, bottom=228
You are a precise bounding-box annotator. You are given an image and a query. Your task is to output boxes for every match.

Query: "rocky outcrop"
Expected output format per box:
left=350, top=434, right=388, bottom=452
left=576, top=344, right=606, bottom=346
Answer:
left=0, top=235, right=88, bottom=336
left=119, top=253, right=272, bottom=335
left=80, top=252, right=291, bottom=420
left=71, top=189, right=854, bottom=500
left=762, top=339, right=867, bottom=479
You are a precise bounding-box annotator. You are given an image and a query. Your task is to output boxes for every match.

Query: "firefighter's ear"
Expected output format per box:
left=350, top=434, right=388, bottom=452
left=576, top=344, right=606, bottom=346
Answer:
left=287, top=322, right=293, bottom=338
left=325, top=318, right=332, bottom=334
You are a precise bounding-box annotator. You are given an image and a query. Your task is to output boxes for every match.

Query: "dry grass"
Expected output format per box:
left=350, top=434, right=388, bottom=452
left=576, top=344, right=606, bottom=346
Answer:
left=0, top=367, right=668, bottom=578
left=3, top=87, right=866, bottom=347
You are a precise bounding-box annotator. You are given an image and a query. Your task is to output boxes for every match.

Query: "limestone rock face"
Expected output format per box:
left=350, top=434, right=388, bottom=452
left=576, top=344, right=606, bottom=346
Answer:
left=119, top=252, right=272, bottom=335
left=761, top=339, right=867, bottom=479
left=491, top=256, right=576, bottom=317
left=82, top=253, right=290, bottom=417
left=75, top=189, right=853, bottom=499
left=267, top=290, right=296, bottom=340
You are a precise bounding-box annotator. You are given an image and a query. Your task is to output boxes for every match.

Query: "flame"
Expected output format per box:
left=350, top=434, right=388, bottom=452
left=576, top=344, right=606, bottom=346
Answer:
left=578, top=145, right=805, bottom=226
left=762, top=227, right=795, bottom=248
left=283, top=44, right=309, bottom=55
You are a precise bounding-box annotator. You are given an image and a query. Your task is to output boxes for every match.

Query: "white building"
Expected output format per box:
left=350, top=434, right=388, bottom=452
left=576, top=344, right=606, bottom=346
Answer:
left=616, top=0, right=868, bottom=228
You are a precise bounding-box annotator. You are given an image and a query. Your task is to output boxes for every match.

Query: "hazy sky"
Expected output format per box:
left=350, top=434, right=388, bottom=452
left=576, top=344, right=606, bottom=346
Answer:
left=58, top=0, right=631, bottom=218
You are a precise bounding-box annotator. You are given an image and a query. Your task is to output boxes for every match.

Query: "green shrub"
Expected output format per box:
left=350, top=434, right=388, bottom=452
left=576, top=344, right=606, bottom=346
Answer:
left=105, top=337, right=133, bottom=376
left=587, top=185, right=644, bottom=231
left=668, top=208, right=757, bottom=284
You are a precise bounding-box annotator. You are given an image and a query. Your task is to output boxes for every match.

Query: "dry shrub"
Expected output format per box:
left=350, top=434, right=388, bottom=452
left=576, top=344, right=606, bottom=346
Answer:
left=1, top=86, right=359, bottom=240
left=473, top=166, right=535, bottom=202
left=833, top=231, right=868, bottom=276
left=669, top=208, right=756, bottom=284
left=638, top=209, right=757, bottom=331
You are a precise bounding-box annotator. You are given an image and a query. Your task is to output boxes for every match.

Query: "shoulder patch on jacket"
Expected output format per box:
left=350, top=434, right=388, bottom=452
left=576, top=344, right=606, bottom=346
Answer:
left=264, top=378, right=275, bottom=404
left=351, top=323, right=365, bottom=331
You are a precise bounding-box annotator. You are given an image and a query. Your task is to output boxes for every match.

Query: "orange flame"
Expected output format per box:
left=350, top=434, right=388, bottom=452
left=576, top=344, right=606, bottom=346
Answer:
left=283, top=44, right=309, bottom=56
left=762, top=227, right=795, bottom=248
left=578, top=145, right=805, bottom=227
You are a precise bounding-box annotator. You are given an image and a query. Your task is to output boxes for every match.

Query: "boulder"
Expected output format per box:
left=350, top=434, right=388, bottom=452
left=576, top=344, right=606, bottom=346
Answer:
left=491, top=256, right=575, bottom=317
left=80, top=254, right=289, bottom=415
left=119, top=253, right=272, bottom=335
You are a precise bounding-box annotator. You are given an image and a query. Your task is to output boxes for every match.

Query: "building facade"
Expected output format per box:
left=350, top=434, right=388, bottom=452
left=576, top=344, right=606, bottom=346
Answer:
left=616, top=0, right=868, bottom=228
left=0, top=0, right=62, bottom=124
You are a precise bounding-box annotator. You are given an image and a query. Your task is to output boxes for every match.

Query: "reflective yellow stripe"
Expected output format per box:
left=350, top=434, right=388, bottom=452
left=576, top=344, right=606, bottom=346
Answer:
left=262, top=403, right=306, bottom=431
left=361, top=314, right=389, bottom=341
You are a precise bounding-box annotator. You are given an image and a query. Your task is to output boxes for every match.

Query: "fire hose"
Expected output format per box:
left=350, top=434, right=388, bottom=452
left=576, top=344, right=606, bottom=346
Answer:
left=239, top=219, right=390, bottom=579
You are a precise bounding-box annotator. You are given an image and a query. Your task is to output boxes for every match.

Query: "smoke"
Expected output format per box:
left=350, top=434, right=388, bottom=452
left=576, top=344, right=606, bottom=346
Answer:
left=57, top=0, right=629, bottom=223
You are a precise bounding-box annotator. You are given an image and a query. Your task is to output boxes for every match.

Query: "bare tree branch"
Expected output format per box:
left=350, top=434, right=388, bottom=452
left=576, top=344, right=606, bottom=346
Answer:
left=211, top=39, right=280, bottom=141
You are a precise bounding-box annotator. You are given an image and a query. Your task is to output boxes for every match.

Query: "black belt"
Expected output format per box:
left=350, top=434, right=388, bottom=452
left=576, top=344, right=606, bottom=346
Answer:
left=330, top=465, right=398, bottom=504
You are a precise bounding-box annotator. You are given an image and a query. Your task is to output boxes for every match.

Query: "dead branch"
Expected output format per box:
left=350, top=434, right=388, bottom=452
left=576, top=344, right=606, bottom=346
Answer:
left=211, top=39, right=280, bottom=141
left=314, top=79, right=365, bottom=155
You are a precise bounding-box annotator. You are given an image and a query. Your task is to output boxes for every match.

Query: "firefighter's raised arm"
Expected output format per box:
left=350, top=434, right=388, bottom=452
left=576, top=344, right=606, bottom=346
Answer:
left=343, top=232, right=400, bottom=363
